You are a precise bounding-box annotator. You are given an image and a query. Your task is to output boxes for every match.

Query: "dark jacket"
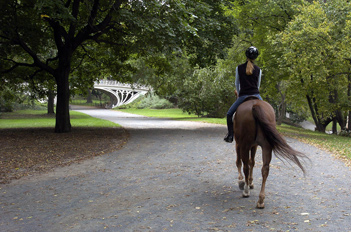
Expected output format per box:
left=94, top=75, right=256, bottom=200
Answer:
left=237, top=62, right=261, bottom=97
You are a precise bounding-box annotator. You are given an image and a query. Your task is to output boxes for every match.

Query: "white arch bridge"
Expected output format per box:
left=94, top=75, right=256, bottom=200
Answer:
left=93, top=80, right=150, bottom=108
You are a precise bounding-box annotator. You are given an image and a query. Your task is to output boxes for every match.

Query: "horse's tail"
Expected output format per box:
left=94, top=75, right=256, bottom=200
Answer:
left=252, top=103, right=308, bottom=174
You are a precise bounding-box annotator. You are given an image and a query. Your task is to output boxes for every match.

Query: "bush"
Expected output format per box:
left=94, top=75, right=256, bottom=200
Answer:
left=137, top=94, right=174, bottom=109
left=176, top=66, right=235, bottom=118
left=287, top=109, right=309, bottom=123
left=339, top=130, right=351, bottom=137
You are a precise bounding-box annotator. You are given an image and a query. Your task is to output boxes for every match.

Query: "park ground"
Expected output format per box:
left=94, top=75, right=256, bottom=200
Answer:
left=1, top=109, right=351, bottom=231
left=1, top=107, right=350, bottom=185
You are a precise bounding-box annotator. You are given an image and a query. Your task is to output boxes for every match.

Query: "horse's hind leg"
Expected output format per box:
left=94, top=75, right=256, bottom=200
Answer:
left=236, top=145, right=245, bottom=190
left=249, top=146, right=257, bottom=189
left=257, top=146, right=272, bottom=209
left=241, top=148, right=251, bottom=198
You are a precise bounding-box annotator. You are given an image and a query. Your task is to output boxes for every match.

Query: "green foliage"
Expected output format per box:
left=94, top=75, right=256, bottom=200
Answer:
left=0, top=86, right=19, bottom=112
left=0, top=85, right=47, bottom=112
left=274, top=0, right=351, bottom=130
left=2, top=0, right=350, bottom=134
left=339, top=130, right=351, bottom=138
left=223, top=0, right=351, bottom=132
left=1, top=0, right=237, bottom=132
left=222, top=0, right=307, bottom=121
left=286, top=109, right=309, bottom=124
left=137, top=94, right=174, bottom=109
left=176, top=65, right=235, bottom=118
left=182, top=1, right=238, bottom=67
left=117, top=94, right=174, bottom=110
left=130, top=49, right=236, bottom=118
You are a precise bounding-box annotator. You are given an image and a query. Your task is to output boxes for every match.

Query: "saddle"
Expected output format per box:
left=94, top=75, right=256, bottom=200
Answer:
left=243, top=96, right=260, bottom=102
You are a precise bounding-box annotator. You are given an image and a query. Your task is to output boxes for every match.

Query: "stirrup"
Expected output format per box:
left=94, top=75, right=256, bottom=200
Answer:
left=224, top=133, right=233, bottom=143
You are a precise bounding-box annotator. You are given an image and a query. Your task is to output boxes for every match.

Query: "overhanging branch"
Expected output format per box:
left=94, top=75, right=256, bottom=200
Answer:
left=13, top=34, right=55, bottom=75
left=46, top=56, right=59, bottom=66
left=68, top=0, right=81, bottom=39
left=92, top=38, right=125, bottom=46
left=1, top=59, right=35, bottom=74
left=44, top=18, right=67, bottom=49
left=73, top=1, right=124, bottom=50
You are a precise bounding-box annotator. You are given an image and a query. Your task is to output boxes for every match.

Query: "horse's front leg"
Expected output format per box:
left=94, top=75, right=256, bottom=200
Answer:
left=257, top=146, right=272, bottom=209
left=236, top=145, right=245, bottom=190
left=249, top=146, right=257, bottom=189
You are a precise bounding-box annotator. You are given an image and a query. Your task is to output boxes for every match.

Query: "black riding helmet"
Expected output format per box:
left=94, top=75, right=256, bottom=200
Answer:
left=245, top=46, right=259, bottom=60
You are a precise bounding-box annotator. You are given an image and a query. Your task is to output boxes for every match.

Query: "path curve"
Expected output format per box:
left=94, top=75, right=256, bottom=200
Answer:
left=1, top=109, right=351, bottom=232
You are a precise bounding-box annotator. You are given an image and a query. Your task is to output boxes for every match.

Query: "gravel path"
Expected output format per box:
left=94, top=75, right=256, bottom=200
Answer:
left=1, top=109, right=351, bottom=232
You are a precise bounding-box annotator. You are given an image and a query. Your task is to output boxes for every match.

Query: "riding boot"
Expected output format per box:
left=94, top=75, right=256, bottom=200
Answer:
left=224, top=115, right=234, bottom=143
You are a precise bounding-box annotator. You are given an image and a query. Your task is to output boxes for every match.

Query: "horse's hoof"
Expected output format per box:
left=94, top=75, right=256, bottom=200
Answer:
left=238, top=181, right=245, bottom=190
left=256, top=202, right=265, bottom=209
left=242, top=188, right=250, bottom=198
left=250, top=184, right=254, bottom=189
left=242, top=192, right=250, bottom=198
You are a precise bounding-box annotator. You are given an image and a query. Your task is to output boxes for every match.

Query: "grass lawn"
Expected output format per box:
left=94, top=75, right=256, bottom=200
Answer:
left=2, top=108, right=350, bottom=163
left=0, top=109, right=120, bottom=128
left=116, top=108, right=227, bottom=124
left=117, top=108, right=351, bottom=162
left=277, top=124, right=351, bottom=161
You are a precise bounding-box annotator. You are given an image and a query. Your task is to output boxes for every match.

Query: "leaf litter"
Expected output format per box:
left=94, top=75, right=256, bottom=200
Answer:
left=0, top=127, right=128, bottom=184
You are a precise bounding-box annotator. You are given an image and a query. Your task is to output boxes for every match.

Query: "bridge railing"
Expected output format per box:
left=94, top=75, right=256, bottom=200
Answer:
left=95, top=80, right=150, bottom=90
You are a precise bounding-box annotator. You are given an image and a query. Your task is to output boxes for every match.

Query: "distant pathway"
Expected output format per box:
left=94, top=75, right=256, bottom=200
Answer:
left=1, top=109, right=351, bottom=232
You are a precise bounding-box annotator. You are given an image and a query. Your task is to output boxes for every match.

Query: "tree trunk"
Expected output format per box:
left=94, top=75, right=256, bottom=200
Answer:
left=54, top=64, right=72, bottom=133
left=306, top=94, right=325, bottom=132
left=276, top=83, right=286, bottom=125
left=277, top=99, right=286, bottom=125
left=86, top=88, right=93, bottom=103
left=348, top=70, right=351, bottom=130
left=47, top=89, right=55, bottom=115
left=332, top=118, right=337, bottom=134
left=335, top=110, right=345, bottom=131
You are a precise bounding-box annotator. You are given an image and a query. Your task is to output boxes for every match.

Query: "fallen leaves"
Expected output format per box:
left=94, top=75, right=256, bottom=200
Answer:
left=0, top=127, right=128, bottom=184
left=247, top=219, right=259, bottom=225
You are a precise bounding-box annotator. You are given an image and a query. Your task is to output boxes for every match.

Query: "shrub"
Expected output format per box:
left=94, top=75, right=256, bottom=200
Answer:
left=137, top=94, right=174, bottom=109
left=339, top=130, right=351, bottom=137
left=176, top=66, right=235, bottom=118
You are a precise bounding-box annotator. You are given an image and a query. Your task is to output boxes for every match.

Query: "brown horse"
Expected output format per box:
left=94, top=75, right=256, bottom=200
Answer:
left=233, top=98, right=308, bottom=209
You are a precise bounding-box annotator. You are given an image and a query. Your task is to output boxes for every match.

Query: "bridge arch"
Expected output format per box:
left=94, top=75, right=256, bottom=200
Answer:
left=93, top=80, right=150, bottom=108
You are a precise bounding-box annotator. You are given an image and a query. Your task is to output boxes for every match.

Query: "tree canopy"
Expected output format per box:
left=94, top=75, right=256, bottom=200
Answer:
left=0, top=0, right=237, bottom=132
left=274, top=0, right=351, bottom=131
left=210, top=0, right=351, bottom=132
left=2, top=0, right=351, bottom=134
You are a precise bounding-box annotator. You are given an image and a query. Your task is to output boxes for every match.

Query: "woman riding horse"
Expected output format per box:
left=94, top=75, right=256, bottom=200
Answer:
left=224, top=46, right=262, bottom=143
left=227, top=47, right=309, bottom=208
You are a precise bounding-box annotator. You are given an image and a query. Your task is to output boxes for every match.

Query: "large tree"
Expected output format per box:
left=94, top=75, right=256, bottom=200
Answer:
left=0, top=0, right=236, bottom=132
left=224, top=0, right=351, bottom=132
left=275, top=0, right=351, bottom=132
left=223, top=0, right=305, bottom=122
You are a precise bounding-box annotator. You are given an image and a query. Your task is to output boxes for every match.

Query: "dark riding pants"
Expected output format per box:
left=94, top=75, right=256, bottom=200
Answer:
left=226, top=94, right=262, bottom=136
